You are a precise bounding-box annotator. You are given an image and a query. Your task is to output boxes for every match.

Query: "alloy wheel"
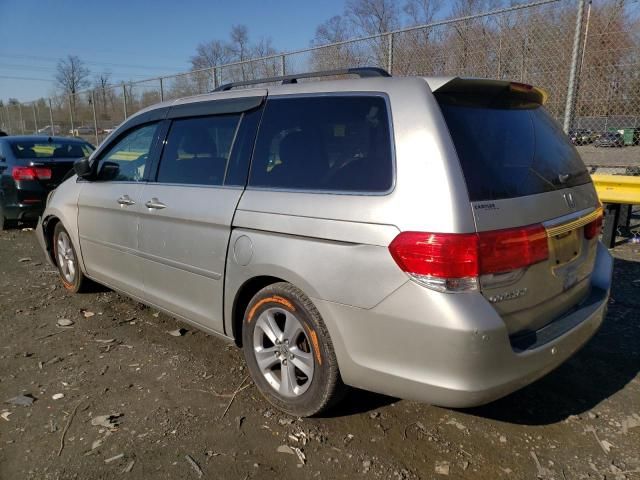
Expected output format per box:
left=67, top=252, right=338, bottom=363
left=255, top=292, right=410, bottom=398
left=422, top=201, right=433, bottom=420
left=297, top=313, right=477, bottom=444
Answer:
left=252, top=307, right=315, bottom=397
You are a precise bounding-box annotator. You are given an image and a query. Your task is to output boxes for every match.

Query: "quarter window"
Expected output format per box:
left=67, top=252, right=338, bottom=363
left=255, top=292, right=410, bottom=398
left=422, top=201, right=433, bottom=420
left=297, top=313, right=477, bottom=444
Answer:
left=249, top=96, right=393, bottom=193
left=97, top=122, right=159, bottom=182
left=157, top=115, right=241, bottom=186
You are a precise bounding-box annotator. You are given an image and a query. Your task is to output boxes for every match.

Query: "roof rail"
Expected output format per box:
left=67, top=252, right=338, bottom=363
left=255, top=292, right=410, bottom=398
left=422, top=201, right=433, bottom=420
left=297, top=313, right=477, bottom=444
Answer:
left=212, top=67, right=390, bottom=92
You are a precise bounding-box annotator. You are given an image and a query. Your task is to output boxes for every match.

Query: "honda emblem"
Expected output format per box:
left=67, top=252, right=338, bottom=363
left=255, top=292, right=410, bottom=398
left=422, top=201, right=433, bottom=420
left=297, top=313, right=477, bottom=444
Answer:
left=563, top=192, right=576, bottom=209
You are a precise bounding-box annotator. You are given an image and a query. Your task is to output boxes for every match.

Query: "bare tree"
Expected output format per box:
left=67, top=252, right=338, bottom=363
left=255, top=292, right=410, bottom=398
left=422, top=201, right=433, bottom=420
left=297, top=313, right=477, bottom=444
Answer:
left=190, top=39, right=232, bottom=70
left=310, top=0, right=401, bottom=70
left=345, top=0, right=400, bottom=36
left=229, top=25, right=251, bottom=80
left=403, top=0, right=442, bottom=25
left=346, top=0, right=401, bottom=67
left=313, top=15, right=352, bottom=45
left=93, top=71, right=112, bottom=117
left=190, top=25, right=277, bottom=84
left=251, top=37, right=279, bottom=77
left=311, top=16, right=359, bottom=70
left=55, top=55, right=90, bottom=116
left=393, top=0, right=444, bottom=74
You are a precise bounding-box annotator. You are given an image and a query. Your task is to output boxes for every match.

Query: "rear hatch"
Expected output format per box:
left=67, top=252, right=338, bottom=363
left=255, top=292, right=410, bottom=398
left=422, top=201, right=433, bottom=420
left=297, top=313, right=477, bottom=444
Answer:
left=434, top=79, right=602, bottom=336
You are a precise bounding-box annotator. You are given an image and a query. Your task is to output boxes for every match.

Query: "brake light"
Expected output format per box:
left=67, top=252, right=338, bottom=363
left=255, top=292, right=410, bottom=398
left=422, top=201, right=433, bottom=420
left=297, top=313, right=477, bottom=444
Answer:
left=389, top=232, right=479, bottom=278
left=388, top=224, right=549, bottom=292
left=11, top=166, right=52, bottom=181
left=478, top=224, right=549, bottom=274
left=584, top=212, right=604, bottom=240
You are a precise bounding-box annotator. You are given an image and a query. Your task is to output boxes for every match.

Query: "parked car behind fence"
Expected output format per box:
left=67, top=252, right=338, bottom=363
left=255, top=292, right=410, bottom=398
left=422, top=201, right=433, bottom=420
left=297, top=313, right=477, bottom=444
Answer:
left=594, top=132, right=625, bottom=147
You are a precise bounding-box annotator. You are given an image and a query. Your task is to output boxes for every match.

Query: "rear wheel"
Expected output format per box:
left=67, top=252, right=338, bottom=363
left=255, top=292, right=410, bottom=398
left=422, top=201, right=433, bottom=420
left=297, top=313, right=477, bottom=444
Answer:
left=242, top=282, right=346, bottom=417
left=53, top=223, right=89, bottom=293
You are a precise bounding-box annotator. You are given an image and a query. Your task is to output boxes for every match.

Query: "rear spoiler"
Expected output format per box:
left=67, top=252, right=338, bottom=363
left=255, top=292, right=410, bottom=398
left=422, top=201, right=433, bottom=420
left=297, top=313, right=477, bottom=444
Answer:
left=425, top=77, right=548, bottom=106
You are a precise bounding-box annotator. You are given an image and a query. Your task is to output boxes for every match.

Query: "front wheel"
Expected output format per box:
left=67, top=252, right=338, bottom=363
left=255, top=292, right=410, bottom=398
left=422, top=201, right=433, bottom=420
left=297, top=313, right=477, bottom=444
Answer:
left=242, top=282, right=346, bottom=417
left=53, top=223, right=90, bottom=293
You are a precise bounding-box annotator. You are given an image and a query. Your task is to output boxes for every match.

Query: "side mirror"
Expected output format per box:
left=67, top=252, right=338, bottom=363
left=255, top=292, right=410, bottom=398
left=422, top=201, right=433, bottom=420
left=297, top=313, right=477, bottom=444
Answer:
left=73, top=157, right=93, bottom=179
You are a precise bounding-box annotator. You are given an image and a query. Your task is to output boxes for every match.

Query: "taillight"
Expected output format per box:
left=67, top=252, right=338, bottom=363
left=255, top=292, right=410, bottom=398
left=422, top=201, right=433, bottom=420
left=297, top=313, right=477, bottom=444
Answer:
left=584, top=212, right=604, bottom=240
left=11, top=166, right=52, bottom=181
left=478, top=224, right=549, bottom=274
left=389, top=232, right=479, bottom=277
left=389, top=224, right=549, bottom=293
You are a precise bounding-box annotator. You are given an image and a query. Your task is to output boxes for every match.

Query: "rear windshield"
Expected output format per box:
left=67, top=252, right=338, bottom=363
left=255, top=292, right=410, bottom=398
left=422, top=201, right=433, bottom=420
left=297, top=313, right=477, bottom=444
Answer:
left=436, top=94, right=590, bottom=201
left=10, top=140, right=93, bottom=160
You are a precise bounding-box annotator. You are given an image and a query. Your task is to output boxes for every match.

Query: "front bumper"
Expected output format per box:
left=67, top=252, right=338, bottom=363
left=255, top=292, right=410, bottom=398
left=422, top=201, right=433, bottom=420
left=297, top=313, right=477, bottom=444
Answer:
left=314, top=242, right=613, bottom=408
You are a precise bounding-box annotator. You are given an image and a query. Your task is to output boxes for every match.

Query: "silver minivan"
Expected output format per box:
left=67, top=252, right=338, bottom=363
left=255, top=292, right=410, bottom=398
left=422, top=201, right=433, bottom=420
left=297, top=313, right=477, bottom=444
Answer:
left=36, top=68, right=613, bottom=416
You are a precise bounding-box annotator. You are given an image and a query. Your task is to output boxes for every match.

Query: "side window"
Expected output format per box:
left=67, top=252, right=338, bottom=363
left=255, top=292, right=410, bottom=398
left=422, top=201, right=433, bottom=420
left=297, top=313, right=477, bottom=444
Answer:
left=97, top=123, right=159, bottom=182
left=249, top=96, right=393, bottom=193
left=156, top=114, right=241, bottom=186
left=225, top=108, right=262, bottom=186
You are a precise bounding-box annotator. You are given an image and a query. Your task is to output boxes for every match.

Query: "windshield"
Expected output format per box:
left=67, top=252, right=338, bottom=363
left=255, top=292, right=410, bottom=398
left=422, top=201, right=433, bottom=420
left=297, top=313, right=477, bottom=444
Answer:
left=10, top=140, right=94, bottom=160
left=436, top=93, right=591, bottom=202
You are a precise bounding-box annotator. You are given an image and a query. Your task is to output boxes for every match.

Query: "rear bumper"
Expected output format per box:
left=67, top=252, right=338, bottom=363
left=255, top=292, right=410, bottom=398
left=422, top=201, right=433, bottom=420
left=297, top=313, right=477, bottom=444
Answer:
left=314, top=242, right=613, bottom=408
left=2, top=184, right=47, bottom=221
left=2, top=202, right=44, bottom=221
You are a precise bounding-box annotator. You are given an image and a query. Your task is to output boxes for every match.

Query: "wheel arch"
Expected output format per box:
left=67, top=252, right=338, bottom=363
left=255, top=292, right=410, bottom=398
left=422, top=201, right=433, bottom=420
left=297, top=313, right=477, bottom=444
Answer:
left=230, top=275, right=285, bottom=347
left=42, top=215, right=61, bottom=266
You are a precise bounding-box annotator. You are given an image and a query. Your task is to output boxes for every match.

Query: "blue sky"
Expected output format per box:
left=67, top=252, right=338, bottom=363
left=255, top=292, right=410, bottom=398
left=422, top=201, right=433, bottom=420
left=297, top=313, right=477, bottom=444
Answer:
left=0, top=0, right=348, bottom=102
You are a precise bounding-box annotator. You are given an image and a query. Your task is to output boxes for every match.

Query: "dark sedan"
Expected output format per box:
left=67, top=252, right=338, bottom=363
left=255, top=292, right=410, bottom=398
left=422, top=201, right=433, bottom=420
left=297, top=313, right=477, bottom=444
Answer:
left=0, top=136, right=94, bottom=229
left=594, top=132, right=624, bottom=148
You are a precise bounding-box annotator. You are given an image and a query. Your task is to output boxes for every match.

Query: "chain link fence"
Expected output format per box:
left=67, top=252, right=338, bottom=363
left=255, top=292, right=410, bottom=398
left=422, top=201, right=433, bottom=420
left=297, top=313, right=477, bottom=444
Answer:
left=1, top=0, right=638, bottom=166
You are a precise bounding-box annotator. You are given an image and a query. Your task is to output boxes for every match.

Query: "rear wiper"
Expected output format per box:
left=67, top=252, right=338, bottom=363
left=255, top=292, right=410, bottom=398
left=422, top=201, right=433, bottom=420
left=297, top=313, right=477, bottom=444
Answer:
left=527, top=167, right=556, bottom=189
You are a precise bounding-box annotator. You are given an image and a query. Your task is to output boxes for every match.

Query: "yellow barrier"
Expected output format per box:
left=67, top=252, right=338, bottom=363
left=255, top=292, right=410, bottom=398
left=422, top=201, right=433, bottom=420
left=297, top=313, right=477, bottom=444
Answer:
left=591, top=174, right=640, bottom=205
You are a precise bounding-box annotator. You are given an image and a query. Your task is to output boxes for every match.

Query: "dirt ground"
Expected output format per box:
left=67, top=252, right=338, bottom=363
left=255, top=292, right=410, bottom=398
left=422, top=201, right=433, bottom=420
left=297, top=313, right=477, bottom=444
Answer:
left=0, top=227, right=639, bottom=480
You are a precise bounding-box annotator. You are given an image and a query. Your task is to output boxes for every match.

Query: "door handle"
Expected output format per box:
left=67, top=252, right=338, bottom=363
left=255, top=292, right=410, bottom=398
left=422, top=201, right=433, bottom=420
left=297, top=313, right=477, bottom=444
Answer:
left=117, top=195, right=135, bottom=206
left=145, top=198, right=166, bottom=210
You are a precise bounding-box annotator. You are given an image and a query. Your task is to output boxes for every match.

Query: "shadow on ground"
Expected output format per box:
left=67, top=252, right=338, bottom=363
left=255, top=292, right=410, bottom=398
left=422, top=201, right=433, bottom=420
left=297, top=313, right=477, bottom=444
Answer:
left=326, top=388, right=398, bottom=418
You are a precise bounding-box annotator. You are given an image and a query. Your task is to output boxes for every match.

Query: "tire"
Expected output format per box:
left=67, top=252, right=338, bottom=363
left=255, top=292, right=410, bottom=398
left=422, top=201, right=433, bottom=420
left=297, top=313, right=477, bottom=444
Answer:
left=53, top=223, right=89, bottom=293
left=242, top=282, right=346, bottom=417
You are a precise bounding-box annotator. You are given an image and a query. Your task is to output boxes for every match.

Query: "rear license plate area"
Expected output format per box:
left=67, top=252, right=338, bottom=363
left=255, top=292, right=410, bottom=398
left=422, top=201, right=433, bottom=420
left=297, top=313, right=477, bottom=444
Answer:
left=550, top=229, right=581, bottom=266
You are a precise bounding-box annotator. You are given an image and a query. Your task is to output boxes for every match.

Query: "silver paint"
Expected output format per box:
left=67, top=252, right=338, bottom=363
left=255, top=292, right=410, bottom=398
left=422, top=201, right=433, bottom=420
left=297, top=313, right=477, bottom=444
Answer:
left=35, top=74, right=613, bottom=409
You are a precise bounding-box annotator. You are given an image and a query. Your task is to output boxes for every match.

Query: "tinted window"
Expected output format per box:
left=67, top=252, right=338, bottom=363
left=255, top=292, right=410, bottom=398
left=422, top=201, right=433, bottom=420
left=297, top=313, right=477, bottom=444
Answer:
left=9, top=140, right=93, bottom=160
left=157, top=115, right=241, bottom=186
left=249, top=96, right=393, bottom=192
left=437, top=94, right=590, bottom=201
left=98, top=122, right=159, bottom=182
left=225, top=109, right=262, bottom=186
